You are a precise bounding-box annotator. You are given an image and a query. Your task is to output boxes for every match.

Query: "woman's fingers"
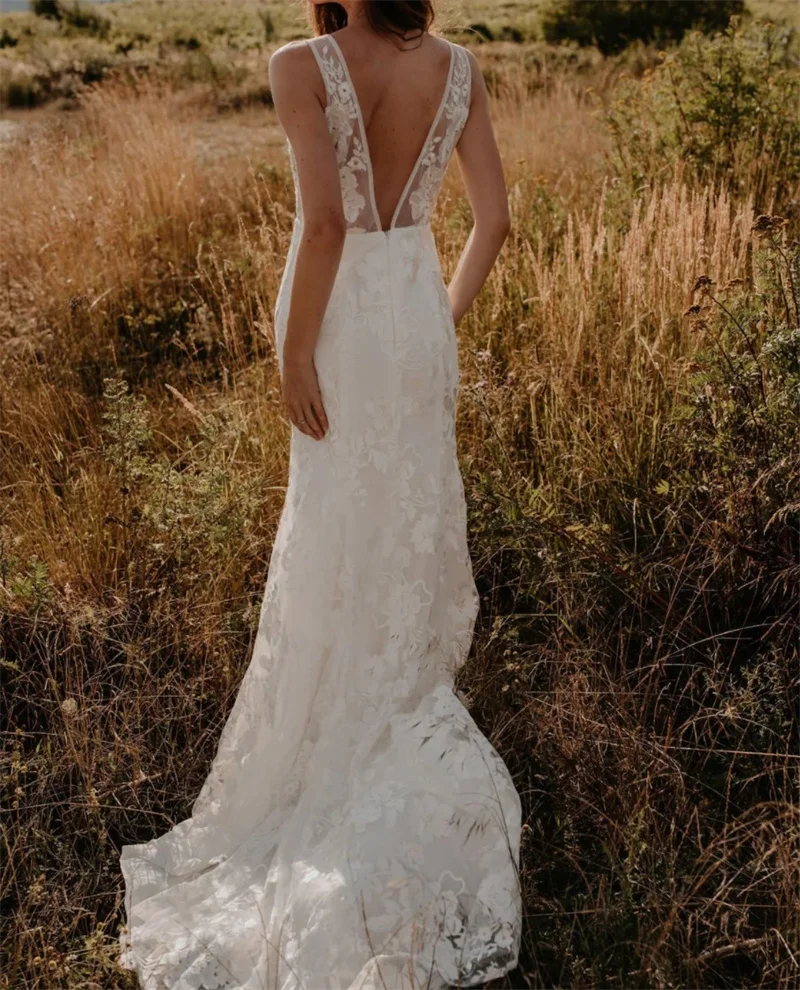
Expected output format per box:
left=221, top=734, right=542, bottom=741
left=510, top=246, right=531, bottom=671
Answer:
left=288, top=399, right=324, bottom=440
left=282, top=361, right=328, bottom=440
left=302, top=402, right=324, bottom=439
left=311, top=394, right=329, bottom=435
left=289, top=403, right=314, bottom=438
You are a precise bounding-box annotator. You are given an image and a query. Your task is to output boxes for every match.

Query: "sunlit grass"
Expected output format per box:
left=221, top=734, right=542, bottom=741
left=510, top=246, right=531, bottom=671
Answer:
left=1, top=8, right=798, bottom=990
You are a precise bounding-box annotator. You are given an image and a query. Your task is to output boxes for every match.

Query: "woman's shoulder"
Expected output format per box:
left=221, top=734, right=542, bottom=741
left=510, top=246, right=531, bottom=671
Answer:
left=268, top=39, right=318, bottom=86
left=449, top=42, right=481, bottom=99
left=444, top=38, right=477, bottom=67
left=433, top=36, right=477, bottom=83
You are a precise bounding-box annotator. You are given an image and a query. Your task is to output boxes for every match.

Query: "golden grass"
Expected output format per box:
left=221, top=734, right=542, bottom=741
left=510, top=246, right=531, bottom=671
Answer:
left=2, top=83, right=201, bottom=311
left=1, top=36, right=798, bottom=990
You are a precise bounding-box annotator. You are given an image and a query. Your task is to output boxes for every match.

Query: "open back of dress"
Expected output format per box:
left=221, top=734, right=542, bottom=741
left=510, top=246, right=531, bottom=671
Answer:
left=297, top=35, right=472, bottom=233
left=119, top=31, right=522, bottom=990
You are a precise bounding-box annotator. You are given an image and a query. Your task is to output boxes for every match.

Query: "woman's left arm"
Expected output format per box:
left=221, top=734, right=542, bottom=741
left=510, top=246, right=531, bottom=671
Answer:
left=447, top=50, right=511, bottom=326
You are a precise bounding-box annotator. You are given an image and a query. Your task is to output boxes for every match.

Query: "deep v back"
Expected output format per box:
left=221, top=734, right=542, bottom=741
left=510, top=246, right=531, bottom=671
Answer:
left=304, top=33, right=472, bottom=234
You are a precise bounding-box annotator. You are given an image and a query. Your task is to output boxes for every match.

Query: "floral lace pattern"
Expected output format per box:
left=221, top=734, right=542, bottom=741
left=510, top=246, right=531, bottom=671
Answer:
left=119, top=32, right=521, bottom=990
left=307, top=37, right=376, bottom=230
left=304, top=35, right=472, bottom=234
left=395, top=42, right=472, bottom=228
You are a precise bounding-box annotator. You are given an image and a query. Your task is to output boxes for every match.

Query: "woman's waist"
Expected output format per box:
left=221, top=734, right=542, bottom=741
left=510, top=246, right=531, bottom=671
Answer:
left=292, top=217, right=435, bottom=249
left=279, top=220, right=443, bottom=320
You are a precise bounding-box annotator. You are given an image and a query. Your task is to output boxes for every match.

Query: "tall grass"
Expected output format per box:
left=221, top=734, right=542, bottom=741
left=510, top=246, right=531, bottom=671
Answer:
left=1, top=29, right=798, bottom=990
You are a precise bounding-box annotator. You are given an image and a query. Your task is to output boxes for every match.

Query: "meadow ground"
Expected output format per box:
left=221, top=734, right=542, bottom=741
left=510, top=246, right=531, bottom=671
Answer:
left=1, top=1, right=799, bottom=988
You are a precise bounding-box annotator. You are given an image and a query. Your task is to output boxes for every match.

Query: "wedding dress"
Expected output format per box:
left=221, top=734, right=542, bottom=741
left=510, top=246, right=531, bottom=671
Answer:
left=119, top=34, right=522, bottom=990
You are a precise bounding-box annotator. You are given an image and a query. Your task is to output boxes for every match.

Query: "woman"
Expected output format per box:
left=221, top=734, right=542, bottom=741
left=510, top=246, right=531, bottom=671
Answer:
left=119, top=2, right=521, bottom=987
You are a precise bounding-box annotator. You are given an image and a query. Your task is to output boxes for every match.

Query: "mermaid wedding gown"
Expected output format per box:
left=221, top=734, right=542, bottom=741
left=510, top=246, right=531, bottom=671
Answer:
left=119, top=35, right=521, bottom=990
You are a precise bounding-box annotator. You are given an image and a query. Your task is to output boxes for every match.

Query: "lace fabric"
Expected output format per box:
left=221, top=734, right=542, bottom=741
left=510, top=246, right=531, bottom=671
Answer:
left=391, top=40, right=472, bottom=229
left=118, top=31, right=522, bottom=990
left=307, top=35, right=380, bottom=232
left=305, top=35, right=472, bottom=233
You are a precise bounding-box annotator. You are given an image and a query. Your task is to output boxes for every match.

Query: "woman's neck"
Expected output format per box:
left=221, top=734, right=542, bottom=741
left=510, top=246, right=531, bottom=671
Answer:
left=338, top=1, right=367, bottom=23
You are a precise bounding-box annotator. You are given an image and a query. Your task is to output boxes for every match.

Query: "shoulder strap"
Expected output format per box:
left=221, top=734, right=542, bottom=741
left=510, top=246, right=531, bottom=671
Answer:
left=305, top=35, right=381, bottom=233
left=306, top=36, right=337, bottom=107
left=390, top=42, right=473, bottom=230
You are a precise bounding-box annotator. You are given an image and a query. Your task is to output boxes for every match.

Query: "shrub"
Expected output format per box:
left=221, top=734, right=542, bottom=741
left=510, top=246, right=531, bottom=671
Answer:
left=468, top=22, right=494, bottom=43
left=61, top=2, right=111, bottom=40
left=460, top=215, right=799, bottom=990
left=542, top=0, right=745, bottom=55
left=31, top=0, right=63, bottom=20
left=172, top=31, right=202, bottom=51
left=498, top=25, right=524, bottom=44
left=605, top=20, right=800, bottom=208
left=100, top=377, right=263, bottom=593
left=258, top=9, right=276, bottom=44
left=30, top=0, right=109, bottom=37
left=675, top=222, right=799, bottom=626
left=0, top=65, right=49, bottom=108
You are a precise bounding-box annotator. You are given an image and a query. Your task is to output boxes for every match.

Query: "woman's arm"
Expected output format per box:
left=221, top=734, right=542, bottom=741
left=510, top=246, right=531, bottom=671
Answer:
left=448, top=51, right=511, bottom=326
left=269, top=43, right=346, bottom=441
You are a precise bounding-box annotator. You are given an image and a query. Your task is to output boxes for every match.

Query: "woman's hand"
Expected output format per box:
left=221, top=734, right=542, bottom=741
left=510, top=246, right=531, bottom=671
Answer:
left=281, top=355, right=329, bottom=440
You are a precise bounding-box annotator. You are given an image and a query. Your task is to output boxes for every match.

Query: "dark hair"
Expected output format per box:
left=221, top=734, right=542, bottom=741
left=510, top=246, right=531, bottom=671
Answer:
left=311, top=2, right=435, bottom=44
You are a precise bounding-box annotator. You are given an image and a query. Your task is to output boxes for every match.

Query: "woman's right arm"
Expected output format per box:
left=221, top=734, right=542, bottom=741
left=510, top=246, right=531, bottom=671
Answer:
left=448, top=51, right=511, bottom=326
left=269, top=43, right=346, bottom=441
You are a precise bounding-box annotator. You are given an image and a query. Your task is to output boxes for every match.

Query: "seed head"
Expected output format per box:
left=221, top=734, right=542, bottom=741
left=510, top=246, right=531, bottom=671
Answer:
left=752, top=214, right=788, bottom=236
left=61, top=698, right=78, bottom=718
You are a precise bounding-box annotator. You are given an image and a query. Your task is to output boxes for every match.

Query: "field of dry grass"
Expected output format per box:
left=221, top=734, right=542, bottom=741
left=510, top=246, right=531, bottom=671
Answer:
left=1, top=2, right=799, bottom=988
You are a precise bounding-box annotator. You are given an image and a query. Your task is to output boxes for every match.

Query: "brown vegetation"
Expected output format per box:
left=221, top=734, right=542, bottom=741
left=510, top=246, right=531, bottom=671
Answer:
left=1, top=10, right=798, bottom=990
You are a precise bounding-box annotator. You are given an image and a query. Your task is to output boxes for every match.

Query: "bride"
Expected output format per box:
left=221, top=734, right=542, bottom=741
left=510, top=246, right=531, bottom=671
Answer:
left=119, top=2, right=521, bottom=987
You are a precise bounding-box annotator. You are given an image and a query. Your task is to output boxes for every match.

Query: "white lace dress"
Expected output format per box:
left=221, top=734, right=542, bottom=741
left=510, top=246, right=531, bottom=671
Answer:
left=119, top=34, right=522, bottom=990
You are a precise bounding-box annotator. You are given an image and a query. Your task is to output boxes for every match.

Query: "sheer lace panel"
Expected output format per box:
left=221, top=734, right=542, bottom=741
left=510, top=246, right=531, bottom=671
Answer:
left=308, top=36, right=381, bottom=234
left=391, top=42, right=472, bottom=229
left=307, top=35, right=473, bottom=234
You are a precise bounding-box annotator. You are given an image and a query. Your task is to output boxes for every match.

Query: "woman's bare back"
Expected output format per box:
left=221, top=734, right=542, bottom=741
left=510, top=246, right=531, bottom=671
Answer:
left=323, top=29, right=455, bottom=231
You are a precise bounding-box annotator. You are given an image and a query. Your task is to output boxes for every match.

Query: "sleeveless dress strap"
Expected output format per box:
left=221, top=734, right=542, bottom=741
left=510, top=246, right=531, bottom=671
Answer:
left=306, top=35, right=381, bottom=233
left=390, top=42, right=473, bottom=230
left=304, top=36, right=472, bottom=234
